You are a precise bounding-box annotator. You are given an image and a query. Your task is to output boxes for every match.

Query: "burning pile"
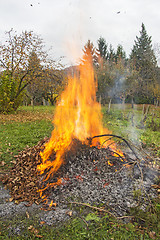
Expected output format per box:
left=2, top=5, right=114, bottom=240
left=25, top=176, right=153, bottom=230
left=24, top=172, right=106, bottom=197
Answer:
left=2, top=136, right=158, bottom=217
left=37, top=54, right=124, bottom=198
left=1, top=53, right=158, bottom=214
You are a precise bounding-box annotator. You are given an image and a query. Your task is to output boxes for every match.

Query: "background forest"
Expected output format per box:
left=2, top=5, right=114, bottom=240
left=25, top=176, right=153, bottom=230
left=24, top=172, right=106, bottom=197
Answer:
left=0, top=23, right=160, bottom=113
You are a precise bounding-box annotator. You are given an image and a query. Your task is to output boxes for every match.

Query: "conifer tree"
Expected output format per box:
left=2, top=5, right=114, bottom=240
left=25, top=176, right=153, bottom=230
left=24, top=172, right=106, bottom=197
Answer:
left=115, top=44, right=126, bottom=63
left=130, top=23, right=157, bottom=100
left=97, top=37, right=108, bottom=60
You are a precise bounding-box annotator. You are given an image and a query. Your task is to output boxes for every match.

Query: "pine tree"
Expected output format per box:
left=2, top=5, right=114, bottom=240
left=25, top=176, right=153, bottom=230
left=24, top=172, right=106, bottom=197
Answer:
left=97, top=37, right=108, bottom=60
left=82, top=40, right=96, bottom=64
left=108, top=44, right=116, bottom=63
left=130, top=23, right=157, bottom=100
left=115, top=44, right=126, bottom=63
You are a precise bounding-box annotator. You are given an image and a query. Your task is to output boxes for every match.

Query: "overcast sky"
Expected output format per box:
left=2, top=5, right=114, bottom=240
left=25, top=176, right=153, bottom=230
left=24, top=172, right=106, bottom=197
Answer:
left=0, top=0, right=160, bottom=66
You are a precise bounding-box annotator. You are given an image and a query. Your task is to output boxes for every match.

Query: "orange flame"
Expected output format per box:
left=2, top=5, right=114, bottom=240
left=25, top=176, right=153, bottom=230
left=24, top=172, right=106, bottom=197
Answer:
left=37, top=54, right=123, bottom=188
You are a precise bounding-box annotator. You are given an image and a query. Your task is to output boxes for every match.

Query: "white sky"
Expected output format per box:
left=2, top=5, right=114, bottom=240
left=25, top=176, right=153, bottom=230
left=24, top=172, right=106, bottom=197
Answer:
left=0, top=0, right=160, bottom=66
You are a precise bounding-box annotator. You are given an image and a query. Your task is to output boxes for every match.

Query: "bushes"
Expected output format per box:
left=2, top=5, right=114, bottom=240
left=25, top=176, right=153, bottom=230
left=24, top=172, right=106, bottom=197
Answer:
left=0, top=73, right=24, bottom=113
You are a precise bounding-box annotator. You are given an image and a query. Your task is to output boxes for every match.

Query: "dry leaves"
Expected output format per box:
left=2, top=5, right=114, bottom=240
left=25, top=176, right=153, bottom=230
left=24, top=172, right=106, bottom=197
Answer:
left=0, top=161, right=5, bottom=166
left=26, top=211, right=30, bottom=218
left=1, top=138, right=49, bottom=204
left=149, top=231, right=156, bottom=239
left=28, top=225, right=43, bottom=238
left=66, top=210, right=72, bottom=216
left=0, top=110, right=53, bottom=123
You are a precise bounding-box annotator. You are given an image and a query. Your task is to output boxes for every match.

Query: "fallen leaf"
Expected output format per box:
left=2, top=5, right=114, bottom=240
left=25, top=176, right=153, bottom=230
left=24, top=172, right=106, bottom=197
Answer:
left=149, top=231, right=156, bottom=239
left=26, top=211, right=30, bottom=218
left=40, top=221, right=45, bottom=225
left=9, top=197, right=13, bottom=202
left=103, top=182, right=109, bottom=187
left=11, top=160, right=17, bottom=164
left=36, top=235, right=43, bottom=238
left=33, top=228, right=39, bottom=234
left=66, top=210, right=72, bottom=216
left=28, top=225, right=39, bottom=235
left=151, top=184, right=159, bottom=188
left=1, top=161, right=5, bottom=166
left=29, top=182, right=35, bottom=186
left=28, top=225, right=33, bottom=230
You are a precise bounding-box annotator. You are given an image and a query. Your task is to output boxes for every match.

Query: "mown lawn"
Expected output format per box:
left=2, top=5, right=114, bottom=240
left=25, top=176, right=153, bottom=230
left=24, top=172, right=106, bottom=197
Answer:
left=0, top=104, right=160, bottom=239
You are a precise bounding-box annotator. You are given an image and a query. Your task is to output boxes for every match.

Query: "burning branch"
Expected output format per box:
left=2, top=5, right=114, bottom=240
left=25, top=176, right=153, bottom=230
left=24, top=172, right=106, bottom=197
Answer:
left=91, top=134, right=139, bottom=160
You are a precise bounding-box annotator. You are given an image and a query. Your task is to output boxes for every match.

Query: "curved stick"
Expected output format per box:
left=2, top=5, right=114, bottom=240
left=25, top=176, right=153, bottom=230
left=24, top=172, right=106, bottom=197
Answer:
left=91, top=134, right=139, bottom=160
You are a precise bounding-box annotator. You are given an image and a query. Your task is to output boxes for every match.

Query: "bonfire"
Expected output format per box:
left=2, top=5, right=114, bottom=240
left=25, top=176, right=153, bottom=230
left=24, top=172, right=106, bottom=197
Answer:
left=2, top=52, right=159, bottom=217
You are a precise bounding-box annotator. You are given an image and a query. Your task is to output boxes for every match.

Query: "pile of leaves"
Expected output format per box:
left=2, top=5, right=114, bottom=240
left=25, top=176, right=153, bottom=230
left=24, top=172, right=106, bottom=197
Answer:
left=1, top=138, right=49, bottom=204
left=1, top=135, right=159, bottom=210
left=1, top=137, right=127, bottom=205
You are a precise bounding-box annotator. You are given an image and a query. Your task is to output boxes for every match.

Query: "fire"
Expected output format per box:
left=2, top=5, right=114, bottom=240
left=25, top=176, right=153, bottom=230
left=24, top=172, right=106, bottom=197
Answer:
left=37, top=53, right=123, bottom=191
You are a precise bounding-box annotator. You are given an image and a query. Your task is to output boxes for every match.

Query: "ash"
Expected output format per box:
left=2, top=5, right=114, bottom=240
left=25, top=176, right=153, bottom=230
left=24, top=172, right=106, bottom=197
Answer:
left=42, top=140, right=159, bottom=217
left=0, top=139, right=159, bottom=226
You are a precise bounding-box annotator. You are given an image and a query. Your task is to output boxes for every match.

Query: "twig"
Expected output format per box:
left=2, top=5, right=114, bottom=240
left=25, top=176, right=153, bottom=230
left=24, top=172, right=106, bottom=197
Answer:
left=109, top=149, right=125, bottom=161
left=79, top=216, right=89, bottom=229
left=135, top=161, right=155, bottom=211
left=70, top=201, right=116, bottom=218
left=115, top=161, right=136, bottom=174
left=127, top=139, right=155, bottom=163
left=101, top=136, right=114, bottom=148
left=91, top=134, right=139, bottom=160
left=69, top=201, right=133, bottom=219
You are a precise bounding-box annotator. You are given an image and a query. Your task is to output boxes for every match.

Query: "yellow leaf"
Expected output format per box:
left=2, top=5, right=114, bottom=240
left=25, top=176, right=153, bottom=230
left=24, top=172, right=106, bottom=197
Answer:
left=26, top=211, right=30, bottom=218
left=28, top=225, right=33, bottom=230
left=66, top=210, right=72, bottom=216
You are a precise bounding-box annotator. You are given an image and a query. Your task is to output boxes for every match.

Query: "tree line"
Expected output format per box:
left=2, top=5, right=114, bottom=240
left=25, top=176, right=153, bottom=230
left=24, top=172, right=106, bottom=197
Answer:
left=0, top=23, right=160, bottom=113
left=81, top=23, right=160, bottom=106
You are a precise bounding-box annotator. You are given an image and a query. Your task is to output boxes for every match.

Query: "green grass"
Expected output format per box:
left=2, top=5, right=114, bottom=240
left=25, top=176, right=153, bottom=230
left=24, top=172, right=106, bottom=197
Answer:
left=0, top=106, right=54, bottom=169
left=0, top=104, right=160, bottom=239
left=0, top=120, right=53, bottom=167
left=0, top=204, right=160, bottom=239
left=102, top=104, right=160, bottom=156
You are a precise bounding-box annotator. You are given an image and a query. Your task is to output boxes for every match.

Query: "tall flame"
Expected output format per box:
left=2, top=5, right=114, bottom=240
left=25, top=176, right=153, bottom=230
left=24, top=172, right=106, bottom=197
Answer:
left=37, top=54, right=122, bottom=184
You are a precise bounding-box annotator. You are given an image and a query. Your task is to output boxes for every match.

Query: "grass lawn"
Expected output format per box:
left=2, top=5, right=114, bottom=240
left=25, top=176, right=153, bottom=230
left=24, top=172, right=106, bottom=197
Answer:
left=0, top=104, right=160, bottom=239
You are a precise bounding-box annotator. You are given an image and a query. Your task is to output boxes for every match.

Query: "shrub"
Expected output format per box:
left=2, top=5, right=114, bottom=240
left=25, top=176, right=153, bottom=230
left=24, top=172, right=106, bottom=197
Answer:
left=0, top=72, right=24, bottom=113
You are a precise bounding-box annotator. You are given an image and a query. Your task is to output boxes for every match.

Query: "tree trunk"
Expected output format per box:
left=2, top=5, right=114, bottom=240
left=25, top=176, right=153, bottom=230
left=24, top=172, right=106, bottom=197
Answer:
left=108, top=98, right=112, bottom=113
left=122, top=97, right=125, bottom=109
left=131, top=96, right=134, bottom=109
left=142, top=104, right=145, bottom=116
left=42, top=97, right=46, bottom=106
left=31, top=97, right=34, bottom=106
left=31, top=97, right=34, bottom=110
left=156, top=100, right=159, bottom=107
